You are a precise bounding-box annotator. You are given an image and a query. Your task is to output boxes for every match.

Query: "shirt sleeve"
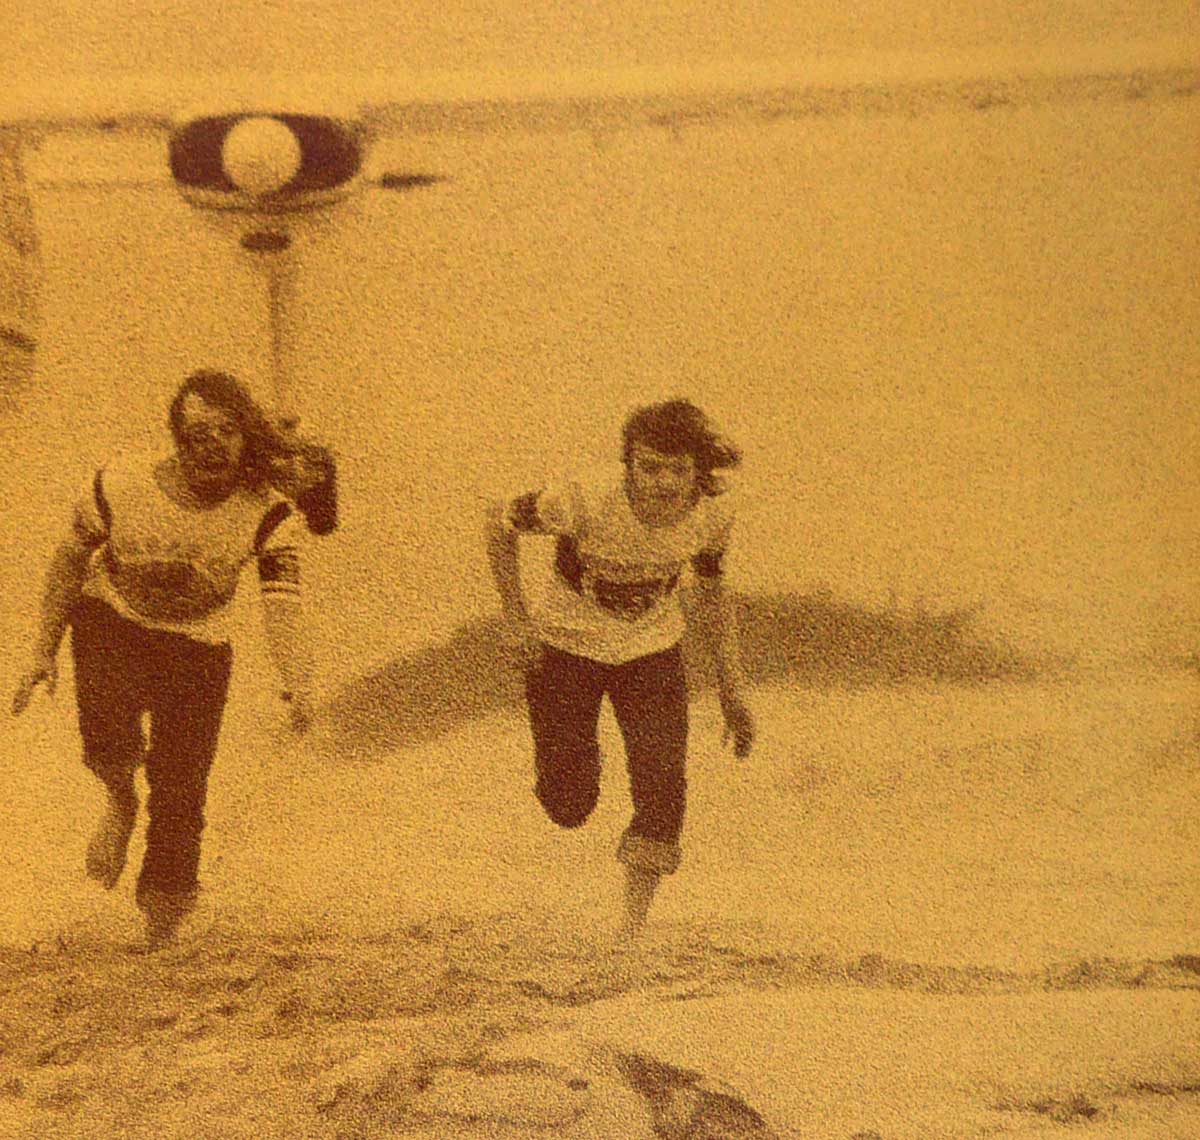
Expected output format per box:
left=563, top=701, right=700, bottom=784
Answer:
left=504, top=482, right=583, bottom=537
left=70, top=467, right=111, bottom=550
left=255, top=500, right=304, bottom=597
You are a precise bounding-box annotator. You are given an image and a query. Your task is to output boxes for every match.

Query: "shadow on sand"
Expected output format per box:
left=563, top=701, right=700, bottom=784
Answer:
left=321, top=590, right=1040, bottom=760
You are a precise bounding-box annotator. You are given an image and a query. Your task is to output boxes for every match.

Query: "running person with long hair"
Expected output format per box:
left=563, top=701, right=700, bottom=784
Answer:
left=486, top=398, right=755, bottom=943
left=12, top=370, right=316, bottom=949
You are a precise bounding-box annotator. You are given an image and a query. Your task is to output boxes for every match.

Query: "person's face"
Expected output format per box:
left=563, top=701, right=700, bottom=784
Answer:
left=175, top=394, right=245, bottom=494
left=625, top=441, right=699, bottom=522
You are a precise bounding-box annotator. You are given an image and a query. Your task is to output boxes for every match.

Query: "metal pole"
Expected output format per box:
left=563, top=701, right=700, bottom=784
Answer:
left=241, top=226, right=295, bottom=425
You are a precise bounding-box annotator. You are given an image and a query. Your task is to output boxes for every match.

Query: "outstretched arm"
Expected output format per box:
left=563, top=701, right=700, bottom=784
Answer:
left=12, top=539, right=92, bottom=714
left=260, top=590, right=314, bottom=731
left=691, top=570, right=755, bottom=758
left=256, top=511, right=313, bottom=731
left=484, top=499, right=528, bottom=624
left=37, top=538, right=92, bottom=656
left=13, top=495, right=103, bottom=715
left=484, top=498, right=542, bottom=670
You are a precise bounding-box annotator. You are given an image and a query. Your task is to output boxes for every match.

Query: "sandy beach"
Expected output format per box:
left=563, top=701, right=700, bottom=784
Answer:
left=0, top=909, right=1197, bottom=1138
left=2, top=666, right=1197, bottom=1137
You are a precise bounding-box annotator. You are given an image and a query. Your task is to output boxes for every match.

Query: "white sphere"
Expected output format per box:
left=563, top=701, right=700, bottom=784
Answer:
left=222, top=116, right=302, bottom=196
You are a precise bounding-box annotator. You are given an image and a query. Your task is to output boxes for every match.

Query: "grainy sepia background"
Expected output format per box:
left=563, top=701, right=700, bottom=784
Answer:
left=0, top=3, right=1197, bottom=1136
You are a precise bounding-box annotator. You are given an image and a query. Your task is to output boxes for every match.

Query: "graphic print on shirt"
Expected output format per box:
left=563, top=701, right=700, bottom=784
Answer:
left=79, top=453, right=296, bottom=628
left=104, top=533, right=244, bottom=623
left=511, top=472, right=733, bottom=647
left=561, top=542, right=683, bottom=622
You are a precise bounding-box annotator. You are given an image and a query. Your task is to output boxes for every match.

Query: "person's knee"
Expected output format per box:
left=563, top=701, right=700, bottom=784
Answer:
left=148, top=795, right=206, bottom=828
left=547, top=806, right=593, bottom=830
left=533, top=736, right=601, bottom=829
left=535, top=761, right=600, bottom=828
left=145, top=775, right=208, bottom=830
left=536, top=781, right=599, bottom=829
left=81, top=725, right=143, bottom=771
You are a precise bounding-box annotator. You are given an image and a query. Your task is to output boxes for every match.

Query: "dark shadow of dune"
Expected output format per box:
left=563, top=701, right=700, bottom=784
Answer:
left=685, top=590, right=1039, bottom=692
left=322, top=590, right=1043, bottom=760
left=320, top=616, right=525, bottom=757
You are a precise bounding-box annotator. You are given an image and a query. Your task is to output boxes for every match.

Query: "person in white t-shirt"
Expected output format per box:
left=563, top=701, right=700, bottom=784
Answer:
left=485, top=398, right=755, bottom=944
left=11, top=370, right=316, bottom=950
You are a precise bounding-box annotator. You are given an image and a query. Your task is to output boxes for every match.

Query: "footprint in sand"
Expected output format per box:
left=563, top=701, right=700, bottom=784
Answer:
left=407, top=1059, right=595, bottom=1129
left=505, top=935, right=684, bottom=1007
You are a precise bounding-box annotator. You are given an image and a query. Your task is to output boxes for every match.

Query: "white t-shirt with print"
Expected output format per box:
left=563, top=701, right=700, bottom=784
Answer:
left=508, top=470, right=734, bottom=665
left=73, top=450, right=303, bottom=645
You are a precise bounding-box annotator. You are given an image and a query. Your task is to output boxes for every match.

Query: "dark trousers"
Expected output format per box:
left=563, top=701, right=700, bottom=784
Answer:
left=525, top=643, right=689, bottom=873
left=69, top=597, right=232, bottom=908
